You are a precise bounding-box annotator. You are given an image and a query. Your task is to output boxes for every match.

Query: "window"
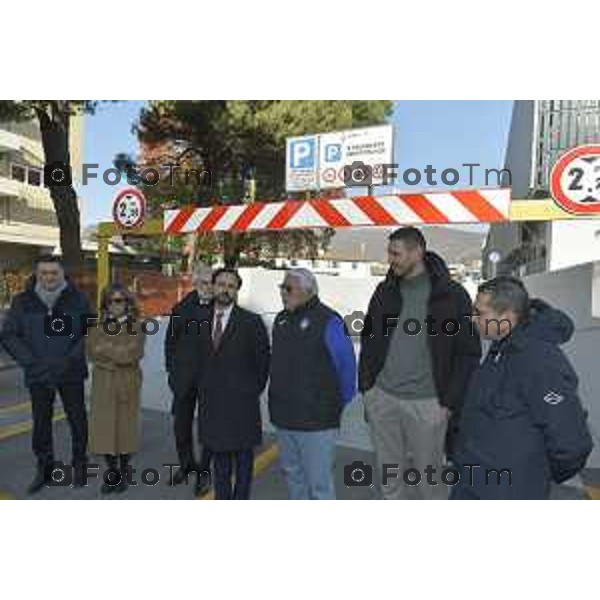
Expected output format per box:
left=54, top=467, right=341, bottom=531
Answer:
left=10, top=163, right=44, bottom=187
left=11, top=164, right=26, bottom=182
left=351, top=262, right=358, bottom=270
left=27, top=168, right=42, bottom=187
left=290, top=259, right=298, bottom=267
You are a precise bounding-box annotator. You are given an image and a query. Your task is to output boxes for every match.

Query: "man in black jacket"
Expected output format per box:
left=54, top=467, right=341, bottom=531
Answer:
left=165, top=263, right=213, bottom=496
left=0, top=255, right=92, bottom=494
left=358, top=227, right=481, bottom=499
left=198, top=268, right=270, bottom=500
left=451, top=277, right=592, bottom=499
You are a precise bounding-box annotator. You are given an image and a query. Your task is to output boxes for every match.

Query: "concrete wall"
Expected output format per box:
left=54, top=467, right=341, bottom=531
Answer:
left=141, top=265, right=600, bottom=465
left=236, top=267, right=384, bottom=329
left=549, top=220, right=600, bottom=272
left=274, top=258, right=373, bottom=279
left=524, top=262, right=600, bottom=466
left=139, top=268, right=385, bottom=416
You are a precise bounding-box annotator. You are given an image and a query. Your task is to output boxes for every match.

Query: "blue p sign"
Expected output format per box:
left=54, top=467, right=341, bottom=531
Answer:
left=324, top=143, right=342, bottom=163
left=289, top=138, right=316, bottom=169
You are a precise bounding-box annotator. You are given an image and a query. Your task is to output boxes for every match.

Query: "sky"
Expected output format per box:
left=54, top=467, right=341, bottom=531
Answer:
left=81, top=100, right=514, bottom=226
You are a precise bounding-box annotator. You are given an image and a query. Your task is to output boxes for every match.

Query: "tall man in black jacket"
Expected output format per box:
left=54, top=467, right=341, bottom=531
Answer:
left=198, top=268, right=270, bottom=500
left=165, top=263, right=214, bottom=496
left=359, top=227, right=481, bottom=499
left=0, top=255, right=92, bottom=494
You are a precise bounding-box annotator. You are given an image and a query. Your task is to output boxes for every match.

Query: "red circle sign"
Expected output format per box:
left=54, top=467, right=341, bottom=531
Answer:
left=550, top=145, right=600, bottom=214
left=112, top=187, right=146, bottom=228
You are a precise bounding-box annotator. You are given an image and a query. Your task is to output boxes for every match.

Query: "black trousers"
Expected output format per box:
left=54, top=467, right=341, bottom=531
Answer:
left=213, top=449, right=254, bottom=500
left=173, top=386, right=212, bottom=471
left=29, top=382, right=88, bottom=466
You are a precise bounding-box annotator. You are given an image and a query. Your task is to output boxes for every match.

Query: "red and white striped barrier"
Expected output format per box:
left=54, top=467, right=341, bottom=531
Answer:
left=163, top=189, right=511, bottom=234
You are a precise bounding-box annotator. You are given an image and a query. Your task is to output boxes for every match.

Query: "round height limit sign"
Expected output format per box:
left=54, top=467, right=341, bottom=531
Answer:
left=112, top=187, right=146, bottom=228
left=550, top=145, right=600, bottom=215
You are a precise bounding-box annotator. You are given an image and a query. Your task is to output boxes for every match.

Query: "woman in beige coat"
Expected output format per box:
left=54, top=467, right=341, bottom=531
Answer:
left=87, top=284, right=145, bottom=495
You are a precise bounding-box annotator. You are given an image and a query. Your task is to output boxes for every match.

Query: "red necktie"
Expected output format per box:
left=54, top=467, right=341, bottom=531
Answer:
left=213, top=311, right=224, bottom=349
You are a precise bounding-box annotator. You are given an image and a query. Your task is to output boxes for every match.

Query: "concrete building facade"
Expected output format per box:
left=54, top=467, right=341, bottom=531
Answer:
left=0, top=115, right=84, bottom=271
left=484, top=100, right=600, bottom=277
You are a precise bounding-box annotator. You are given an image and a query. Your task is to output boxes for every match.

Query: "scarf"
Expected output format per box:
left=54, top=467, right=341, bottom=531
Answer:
left=35, top=279, right=68, bottom=310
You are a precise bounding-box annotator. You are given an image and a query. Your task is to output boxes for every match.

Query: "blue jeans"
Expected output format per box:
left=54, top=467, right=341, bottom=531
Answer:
left=276, top=428, right=338, bottom=500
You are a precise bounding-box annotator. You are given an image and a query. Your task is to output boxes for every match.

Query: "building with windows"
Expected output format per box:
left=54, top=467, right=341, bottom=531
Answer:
left=0, top=116, right=84, bottom=270
left=483, top=100, right=600, bottom=277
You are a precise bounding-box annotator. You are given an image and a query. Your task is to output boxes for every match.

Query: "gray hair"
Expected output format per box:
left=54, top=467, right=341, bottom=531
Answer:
left=478, top=275, right=530, bottom=321
left=285, top=268, right=319, bottom=296
left=191, top=262, right=212, bottom=285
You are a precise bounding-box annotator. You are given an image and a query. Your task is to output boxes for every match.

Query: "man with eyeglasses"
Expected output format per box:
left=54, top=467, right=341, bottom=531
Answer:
left=165, top=262, right=214, bottom=497
left=269, top=268, right=357, bottom=500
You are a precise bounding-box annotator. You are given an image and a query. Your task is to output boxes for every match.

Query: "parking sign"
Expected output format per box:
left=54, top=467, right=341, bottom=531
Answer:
left=285, top=125, right=394, bottom=192
left=286, top=136, right=318, bottom=191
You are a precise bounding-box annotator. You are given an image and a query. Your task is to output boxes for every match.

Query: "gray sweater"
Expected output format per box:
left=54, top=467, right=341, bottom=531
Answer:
left=375, top=271, right=437, bottom=400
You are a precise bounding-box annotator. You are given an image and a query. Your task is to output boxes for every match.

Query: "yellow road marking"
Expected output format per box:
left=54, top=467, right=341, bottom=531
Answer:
left=0, top=492, right=15, bottom=500
left=0, top=401, right=31, bottom=415
left=0, top=411, right=66, bottom=442
left=197, top=443, right=279, bottom=500
left=585, top=485, right=600, bottom=500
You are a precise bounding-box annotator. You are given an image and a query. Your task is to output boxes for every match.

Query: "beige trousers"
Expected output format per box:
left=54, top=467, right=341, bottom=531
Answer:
left=364, top=386, right=448, bottom=500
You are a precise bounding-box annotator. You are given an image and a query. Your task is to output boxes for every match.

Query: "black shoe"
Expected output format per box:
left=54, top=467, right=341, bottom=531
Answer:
left=101, top=455, right=119, bottom=495
left=195, top=470, right=211, bottom=498
left=27, top=467, right=51, bottom=495
left=72, top=464, right=87, bottom=488
left=113, top=476, right=128, bottom=494
left=114, top=454, right=130, bottom=494
left=172, top=466, right=196, bottom=486
left=101, top=481, right=115, bottom=495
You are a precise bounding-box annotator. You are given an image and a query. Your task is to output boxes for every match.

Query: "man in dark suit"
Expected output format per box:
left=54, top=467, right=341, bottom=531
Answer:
left=165, top=263, right=213, bottom=496
left=198, top=268, right=270, bottom=500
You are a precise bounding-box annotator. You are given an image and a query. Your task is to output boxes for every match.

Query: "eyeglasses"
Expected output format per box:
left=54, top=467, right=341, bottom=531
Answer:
left=109, top=297, right=127, bottom=304
left=279, top=284, right=294, bottom=293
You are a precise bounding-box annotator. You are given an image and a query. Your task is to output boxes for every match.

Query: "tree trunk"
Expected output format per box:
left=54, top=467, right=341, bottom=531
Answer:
left=223, top=233, right=242, bottom=268
left=35, top=102, right=83, bottom=272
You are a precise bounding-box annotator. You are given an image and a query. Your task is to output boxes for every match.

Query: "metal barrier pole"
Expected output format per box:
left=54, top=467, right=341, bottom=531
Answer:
left=97, top=229, right=111, bottom=310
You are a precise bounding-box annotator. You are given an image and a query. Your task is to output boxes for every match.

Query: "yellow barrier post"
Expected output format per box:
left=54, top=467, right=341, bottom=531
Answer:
left=96, top=231, right=110, bottom=310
